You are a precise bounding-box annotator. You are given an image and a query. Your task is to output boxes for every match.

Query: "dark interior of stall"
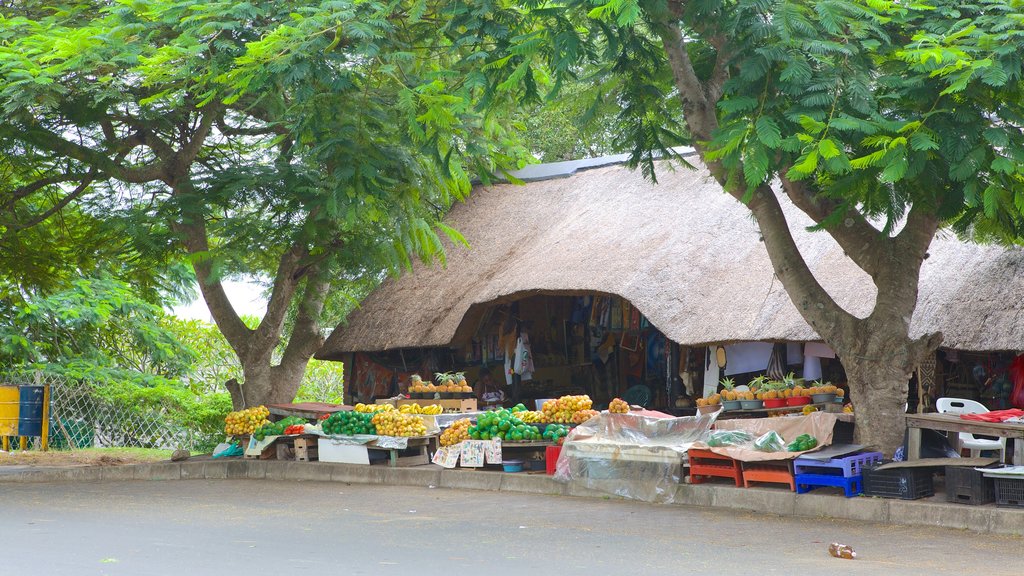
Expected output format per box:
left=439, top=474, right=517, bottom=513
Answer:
left=344, top=293, right=858, bottom=413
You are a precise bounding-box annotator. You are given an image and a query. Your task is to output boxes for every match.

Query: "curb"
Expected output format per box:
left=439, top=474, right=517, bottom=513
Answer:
left=3, top=461, right=1022, bottom=536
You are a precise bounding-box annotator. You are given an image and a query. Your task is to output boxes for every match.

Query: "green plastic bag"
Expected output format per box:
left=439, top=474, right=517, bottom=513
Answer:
left=786, top=433, right=818, bottom=452
left=707, top=430, right=754, bottom=447
left=754, top=430, right=786, bottom=452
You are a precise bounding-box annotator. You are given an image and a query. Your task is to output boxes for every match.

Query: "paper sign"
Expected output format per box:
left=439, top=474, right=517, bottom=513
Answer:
left=460, top=440, right=485, bottom=467
left=485, top=438, right=503, bottom=464
left=432, top=446, right=460, bottom=468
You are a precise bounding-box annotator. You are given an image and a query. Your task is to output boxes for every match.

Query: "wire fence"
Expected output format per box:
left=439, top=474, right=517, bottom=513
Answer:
left=3, top=371, right=213, bottom=451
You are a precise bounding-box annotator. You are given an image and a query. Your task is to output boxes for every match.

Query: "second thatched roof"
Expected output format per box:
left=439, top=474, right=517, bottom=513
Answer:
left=318, top=155, right=1024, bottom=359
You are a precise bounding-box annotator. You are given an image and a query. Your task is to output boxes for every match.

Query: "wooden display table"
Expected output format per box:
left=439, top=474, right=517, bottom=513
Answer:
left=904, top=413, right=1024, bottom=463
left=381, top=398, right=478, bottom=413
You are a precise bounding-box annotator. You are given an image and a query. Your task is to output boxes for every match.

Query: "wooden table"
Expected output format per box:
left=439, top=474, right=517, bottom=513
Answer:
left=904, top=413, right=1024, bottom=463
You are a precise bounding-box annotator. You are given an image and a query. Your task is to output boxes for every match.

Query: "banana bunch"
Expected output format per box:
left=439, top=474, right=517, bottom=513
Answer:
left=354, top=403, right=394, bottom=414
left=515, top=410, right=546, bottom=423
left=399, top=403, right=443, bottom=415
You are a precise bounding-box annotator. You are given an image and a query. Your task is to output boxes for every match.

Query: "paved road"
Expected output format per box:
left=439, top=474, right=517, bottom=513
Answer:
left=2, top=479, right=1020, bottom=575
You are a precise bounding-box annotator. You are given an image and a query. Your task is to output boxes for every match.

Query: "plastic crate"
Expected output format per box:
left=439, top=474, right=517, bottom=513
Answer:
left=795, top=473, right=863, bottom=498
left=944, top=466, right=995, bottom=505
left=794, top=451, right=883, bottom=478
left=993, top=477, right=1024, bottom=508
left=862, top=464, right=934, bottom=500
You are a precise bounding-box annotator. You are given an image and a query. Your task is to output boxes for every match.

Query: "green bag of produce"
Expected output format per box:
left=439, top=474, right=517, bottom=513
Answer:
left=786, top=433, right=818, bottom=452
left=753, top=430, right=786, bottom=452
left=707, top=430, right=754, bottom=447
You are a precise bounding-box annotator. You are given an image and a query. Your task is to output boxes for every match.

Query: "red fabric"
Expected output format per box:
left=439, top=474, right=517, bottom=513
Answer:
left=960, top=409, right=1024, bottom=423
left=1010, top=355, right=1024, bottom=409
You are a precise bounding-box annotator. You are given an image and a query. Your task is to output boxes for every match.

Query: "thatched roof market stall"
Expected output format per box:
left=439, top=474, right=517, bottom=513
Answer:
left=318, top=153, right=1024, bottom=413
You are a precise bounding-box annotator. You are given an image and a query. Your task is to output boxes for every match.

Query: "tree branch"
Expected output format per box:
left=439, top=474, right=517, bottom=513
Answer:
left=4, top=124, right=167, bottom=184
left=249, top=243, right=309, bottom=359
left=280, top=271, right=331, bottom=369
left=12, top=170, right=100, bottom=230
left=172, top=180, right=252, bottom=354
left=2, top=172, right=90, bottom=209
left=778, top=174, right=887, bottom=279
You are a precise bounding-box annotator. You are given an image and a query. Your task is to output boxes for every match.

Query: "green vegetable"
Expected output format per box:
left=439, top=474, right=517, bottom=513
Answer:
left=707, top=430, right=754, bottom=447
left=786, top=433, right=818, bottom=452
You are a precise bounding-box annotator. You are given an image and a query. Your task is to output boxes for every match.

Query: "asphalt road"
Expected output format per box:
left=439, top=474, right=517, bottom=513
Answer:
left=2, top=479, right=1020, bottom=576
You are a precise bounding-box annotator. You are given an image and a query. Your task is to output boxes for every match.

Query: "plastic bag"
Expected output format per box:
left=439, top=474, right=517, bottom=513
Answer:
left=707, top=430, right=754, bottom=447
left=786, top=433, right=817, bottom=452
left=754, top=430, right=786, bottom=452
left=212, top=442, right=244, bottom=458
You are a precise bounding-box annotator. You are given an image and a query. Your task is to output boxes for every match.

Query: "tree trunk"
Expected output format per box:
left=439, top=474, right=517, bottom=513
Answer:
left=226, top=358, right=311, bottom=410
left=835, top=334, right=916, bottom=455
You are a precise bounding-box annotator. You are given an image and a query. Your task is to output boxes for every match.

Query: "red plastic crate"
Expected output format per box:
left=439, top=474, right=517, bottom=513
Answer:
left=545, top=445, right=562, bottom=476
left=688, top=448, right=743, bottom=487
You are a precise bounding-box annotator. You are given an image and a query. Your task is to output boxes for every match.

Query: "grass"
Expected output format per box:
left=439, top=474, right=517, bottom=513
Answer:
left=0, top=446, right=173, bottom=467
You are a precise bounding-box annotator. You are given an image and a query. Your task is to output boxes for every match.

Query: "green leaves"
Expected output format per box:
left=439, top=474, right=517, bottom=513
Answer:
left=755, top=117, right=783, bottom=147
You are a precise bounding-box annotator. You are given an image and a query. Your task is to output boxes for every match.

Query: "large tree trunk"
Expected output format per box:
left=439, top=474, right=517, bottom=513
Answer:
left=173, top=177, right=332, bottom=411
left=834, top=329, right=925, bottom=454
left=655, top=23, right=944, bottom=456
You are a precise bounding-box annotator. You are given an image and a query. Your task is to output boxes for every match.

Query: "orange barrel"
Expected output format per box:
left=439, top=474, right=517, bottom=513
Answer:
left=0, top=386, right=18, bottom=436
left=18, top=386, right=45, bottom=436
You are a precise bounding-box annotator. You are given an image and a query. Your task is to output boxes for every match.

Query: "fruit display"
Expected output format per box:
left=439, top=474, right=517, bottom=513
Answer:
left=223, top=406, right=271, bottom=436
left=322, top=411, right=377, bottom=436
left=371, top=411, right=428, bottom=437
left=253, top=416, right=308, bottom=441
left=439, top=418, right=472, bottom=446
left=353, top=403, right=394, bottom=414
left=514, top=409, right=546, bottom=423
left=608, top=398, right=630, bottom=414
left=543, top=423, right=571, bottom=444
left=695, top=394, right=721, bottom=407
left=468, top=409, right=542, bottom=442
left=283, top=424, right=306, bottom=435
left=408, top=372, right=473, bottom=394
left=540, top=395, right=594, bottom=424
left=398, top=403, right=444, bottom=415
left=571, top=409, right=600, bottom=424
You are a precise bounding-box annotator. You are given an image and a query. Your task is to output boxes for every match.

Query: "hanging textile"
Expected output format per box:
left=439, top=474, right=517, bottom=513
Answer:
left=766, top=344, right=786, bottom=380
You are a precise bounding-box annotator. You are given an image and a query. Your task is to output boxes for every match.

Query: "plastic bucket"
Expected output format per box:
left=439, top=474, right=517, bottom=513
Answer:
left=18, top=386, right=44, bottom=436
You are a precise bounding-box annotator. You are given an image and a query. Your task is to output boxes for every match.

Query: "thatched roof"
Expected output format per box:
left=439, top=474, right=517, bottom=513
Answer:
left=318, top=155, right=1024, bottom=359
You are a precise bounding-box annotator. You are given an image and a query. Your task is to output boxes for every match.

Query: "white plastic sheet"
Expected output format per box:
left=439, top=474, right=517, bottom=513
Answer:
left=553, top=411, right=719, bottom=503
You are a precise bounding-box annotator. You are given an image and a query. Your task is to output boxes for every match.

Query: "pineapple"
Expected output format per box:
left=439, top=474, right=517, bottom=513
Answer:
left=720, top=375, right=737, bottom=397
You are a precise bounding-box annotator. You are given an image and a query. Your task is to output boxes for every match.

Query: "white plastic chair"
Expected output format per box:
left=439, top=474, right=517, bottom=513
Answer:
left=935, top=397, right=1006, bottom=462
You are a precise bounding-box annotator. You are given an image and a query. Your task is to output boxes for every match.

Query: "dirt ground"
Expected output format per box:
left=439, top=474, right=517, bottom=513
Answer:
left=0, top=447, right=172, bottom=467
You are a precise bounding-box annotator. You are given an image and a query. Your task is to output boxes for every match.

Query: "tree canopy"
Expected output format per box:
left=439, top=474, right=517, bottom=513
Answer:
left=0, top=0, right=529, bottom=406
left=460, top=0, right=1024, bottom=452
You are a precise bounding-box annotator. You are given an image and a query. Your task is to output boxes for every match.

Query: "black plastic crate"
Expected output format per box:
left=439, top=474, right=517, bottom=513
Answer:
left=862, top=464, right=934, bottom=500
left=944, top=466, right=995, bottom=505
left=993, top=477, right=1024, bottom=508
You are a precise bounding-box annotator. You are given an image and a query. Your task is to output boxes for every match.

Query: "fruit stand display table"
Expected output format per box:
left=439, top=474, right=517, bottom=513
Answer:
left=715, top=402, right=843, bottom=420
left=275, top=434, right=320, bottom=462
left=687, top=448, right=743, bottom=486
left=904, top=413, right=1024, bottom=463
left=741, top=460, right=795, bottom=490
left=496, top=441, right=554, bottom=471
left=380, top=398, right=479, bottom=413
left=366, top=435, right=438, bottom=467
left=267, top=402, right=347, bottom=420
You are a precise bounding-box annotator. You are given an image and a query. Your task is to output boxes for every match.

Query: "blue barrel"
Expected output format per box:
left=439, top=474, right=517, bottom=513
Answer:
left=18, top=386, right=44, bottom=436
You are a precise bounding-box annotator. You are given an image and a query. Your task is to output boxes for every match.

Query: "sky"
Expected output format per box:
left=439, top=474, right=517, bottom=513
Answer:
left=171, top=279, right=268, bottom=322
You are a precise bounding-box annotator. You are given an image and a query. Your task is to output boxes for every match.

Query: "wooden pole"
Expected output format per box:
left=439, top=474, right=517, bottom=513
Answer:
left=40, top=384, right=50, bottom=451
